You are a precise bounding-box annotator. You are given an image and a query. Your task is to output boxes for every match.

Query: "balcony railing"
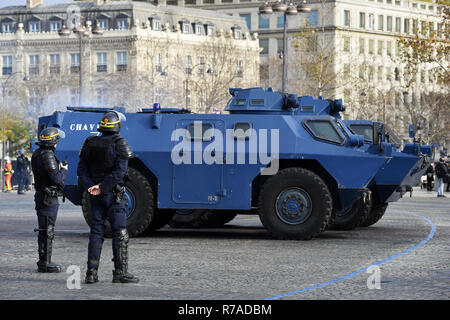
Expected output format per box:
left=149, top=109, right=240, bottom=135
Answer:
left=29, top=66, right=39, bottom=75
left=2, top=67, right=12, bottom=75
left=97, top=64, right=107, bottom=73
left=117, top=64, right=127, bottom=72
left=70, top=66, right=80, bottom=74
left=50, top=65, right=60, bottom=74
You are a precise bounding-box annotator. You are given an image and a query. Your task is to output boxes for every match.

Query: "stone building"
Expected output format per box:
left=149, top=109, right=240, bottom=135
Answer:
left=0, top=0, right=260, bottom=116
left=179, top=0, right=448, bottom=148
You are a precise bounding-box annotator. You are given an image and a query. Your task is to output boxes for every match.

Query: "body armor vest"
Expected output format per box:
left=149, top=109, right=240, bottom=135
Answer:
left=32, top=148, right=58, bottom=189
left=85, top=134, right=118, bottom=180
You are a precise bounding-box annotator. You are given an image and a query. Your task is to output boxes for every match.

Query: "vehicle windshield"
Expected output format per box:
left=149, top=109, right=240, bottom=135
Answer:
left=384, top=125, right=402, bottom=148
left=349, top=124, right=373, bottom=142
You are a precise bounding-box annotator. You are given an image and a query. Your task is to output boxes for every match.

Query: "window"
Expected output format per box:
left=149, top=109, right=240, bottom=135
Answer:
left=240, top=13, right=251, bottom=30
left=183, top=23, right=190, bottom=34
left=237, top=60, right=243, bottom=78
left=386, top=41, right=392, bottom=56
left=2, top=23, right=13, bottom=33
left=368, top=39, right=374, bottom=54
left=70, top=53, right=80, bottom=74
left=394, top=67, right=400, bottom=81
left=377, top=40, right=383, bottom=55
left=185, top=55, right=192, bottom=74
left=207, top=25, right=214, bottom=36
left=305, top=120, right=344, bottom=144
left=377, top=66, right=383, bottom=81
left=196, top=24, right=203, bottom=35
left=385, top=67, right=391, bottom=81
left=70, top=89, right=79, bottom=106
left=277, top=15, right=288, bottom=28
left=29, top=55, right=39, bottom=75
left=98, top=20, right=108, bottom=30
left=359, top=12, right=365, bottom=28
left=234, top=29, right=241, bottom=39
left=117, top=19, right=128, bottom=30
left=2, top=56, right=12, bottom=75
left=117, top=52, right=127, bottom=72
left=378, top=15, right=383, bottom=31
left=369, top=66, right=374, bottom=81
left=404, top=18, right=409, bottom=33
left=198, top=56, right=205, bottom=74
left=395, top=17, right=401, bottom=32
left=277, top=38, right=284, bottom=55
left=29, top=22, right=40, bottom=33
left=386, top=16, right=392, bottom=32
left=97, top=88, right=107, bottom=106
left=233, top=122, right=252, bottom=139
left=343, top=37, right=350, bottom=52
left=155, top=53, right=162, bottom=72
left=344, top=10, right=350, bottom=27
left=349, top=125, right=373, bottom=142
left=259, top=39, right=269, bottom=54
left=152, top=19, right=160, bottom=31
left=359, top=65, right=365, bottom=79
left=50, top=54, right=60, bottom=74
left=97, top=53, right=107, bottom=73
left=259, top=15, right=269, bottom=29
left=359, top=38, right=365, bottom=54
left=187, top=122, right=214, bottom=141
left=307, top=10, right=319, bottom=27
left=343, top=63, right=350, bottom=79
left=50, top=21, right=61, bottom=33
left=368, top=14, right=374, bottom=29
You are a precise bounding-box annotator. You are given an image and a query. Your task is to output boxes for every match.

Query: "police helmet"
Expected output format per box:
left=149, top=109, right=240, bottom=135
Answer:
left=37, top=127, right=65, bottom=146
left=98, top=110, right=126, bottom=133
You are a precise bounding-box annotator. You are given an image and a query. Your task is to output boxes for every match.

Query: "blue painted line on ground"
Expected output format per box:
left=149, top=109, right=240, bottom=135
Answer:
left=265, top=212, right=436, bottom=300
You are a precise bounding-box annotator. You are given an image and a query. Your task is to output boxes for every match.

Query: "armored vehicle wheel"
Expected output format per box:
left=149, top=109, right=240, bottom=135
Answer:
left=330, top=191, right=372, bottom=231
left=81, top=167, right=156, bottom=237
left=258, top=167, right=332, bottom=240
left=168, top=209, right=237, bottom=228
left=359, top=203, right=388, bottom=227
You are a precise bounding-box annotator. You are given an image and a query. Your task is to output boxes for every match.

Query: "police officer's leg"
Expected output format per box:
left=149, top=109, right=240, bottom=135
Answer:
left=86, top=195, right=106, bottom=284
left=108, top=195, right=139, bottom=283
left=36, top=208, right=61, bottom=273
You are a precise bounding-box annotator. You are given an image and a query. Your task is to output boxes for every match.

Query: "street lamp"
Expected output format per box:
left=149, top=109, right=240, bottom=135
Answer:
left=161, top=63, right=213, bottom=110
left=1, top=71, right=29, bottom=192
left=58, top=20, right=104, bottom=106
left=259, top=0, right=311, bottom=93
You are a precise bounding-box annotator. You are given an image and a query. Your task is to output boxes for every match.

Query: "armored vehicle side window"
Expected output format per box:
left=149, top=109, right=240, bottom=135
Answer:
left=233, top=99, right=247, bottom=106
left=301, top=105, right=314, bottom=111
left=250, top=99, right=264, bottom=105
left=349, top=125, right=373, bottom=142
left=187, top=123, right=214, bottom=141
left=233, top=122, right=252, bottom=139
left=305, top=120, right=344, bottom=144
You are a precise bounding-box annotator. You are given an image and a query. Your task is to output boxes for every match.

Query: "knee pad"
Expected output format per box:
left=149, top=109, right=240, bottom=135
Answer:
left=115, top=229, right=129, bottom=243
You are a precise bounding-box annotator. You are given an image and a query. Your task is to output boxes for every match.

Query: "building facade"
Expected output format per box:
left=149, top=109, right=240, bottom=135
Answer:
left=0, top=0, right=260, bottom=117
left=180, top=0, right=449, bottom=148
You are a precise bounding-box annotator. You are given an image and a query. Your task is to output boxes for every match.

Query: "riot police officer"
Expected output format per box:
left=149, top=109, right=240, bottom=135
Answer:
left=32, top=127, right=68, bottom=273
left=77, top=110, right=138, bottom=284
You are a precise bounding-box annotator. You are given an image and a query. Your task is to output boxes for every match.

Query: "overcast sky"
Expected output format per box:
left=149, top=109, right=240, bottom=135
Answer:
left=3, top=0, right=75, bottom=6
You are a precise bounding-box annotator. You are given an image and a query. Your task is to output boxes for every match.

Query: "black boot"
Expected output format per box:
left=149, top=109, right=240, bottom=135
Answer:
left=112, top=229, right=139, bottom=284
left=85, top=269, right=99, bottom=284
left=37, top=224, right=62, bottom=273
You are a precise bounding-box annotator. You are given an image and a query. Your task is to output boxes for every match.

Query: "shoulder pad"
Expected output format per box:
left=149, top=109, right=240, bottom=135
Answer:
left=40, top=150, right=58, bottom=172
left=114, top=137, right=134, bottom=160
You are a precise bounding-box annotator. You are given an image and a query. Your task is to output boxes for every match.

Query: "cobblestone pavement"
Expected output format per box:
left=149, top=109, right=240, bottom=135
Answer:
left=0, top=188, right=449, bottom=300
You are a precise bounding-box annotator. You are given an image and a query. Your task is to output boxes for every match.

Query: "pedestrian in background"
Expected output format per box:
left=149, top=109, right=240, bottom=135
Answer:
left=435, top=157, right=448, bottom=198
left=3, top=156, right=13, bottom=192
left=426, top=163, right=434, bottom=191
left=16, top=149, right=30, bottom=194
left=446, top=159, right=450, bottom=193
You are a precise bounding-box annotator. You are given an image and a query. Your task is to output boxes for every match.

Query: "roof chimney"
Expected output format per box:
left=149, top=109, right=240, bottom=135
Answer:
left=26, top=0, right=43, bottom=9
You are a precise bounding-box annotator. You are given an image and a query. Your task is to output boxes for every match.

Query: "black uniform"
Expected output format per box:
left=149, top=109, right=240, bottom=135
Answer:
left=77, top=111, right=138, bottom=284
left=32, top=129, right=67, bottom=273
left=16, top=152, right=30, bottom=194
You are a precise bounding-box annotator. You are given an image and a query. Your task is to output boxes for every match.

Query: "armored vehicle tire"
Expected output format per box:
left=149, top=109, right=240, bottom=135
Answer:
left=330, top=191, right=372, bottom=231
left=168, top=209, right=237, bottom=228
left=360, top=203, right=388, bottom=227
left=258, top=167, right=332, bottom=240
left=81, top=167, right=155, bottom=237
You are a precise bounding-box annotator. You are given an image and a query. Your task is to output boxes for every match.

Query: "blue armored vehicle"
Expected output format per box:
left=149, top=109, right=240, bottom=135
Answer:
left=37, top=87, right=396, bottom=240
left=293, top=95, right=429, bottom=229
